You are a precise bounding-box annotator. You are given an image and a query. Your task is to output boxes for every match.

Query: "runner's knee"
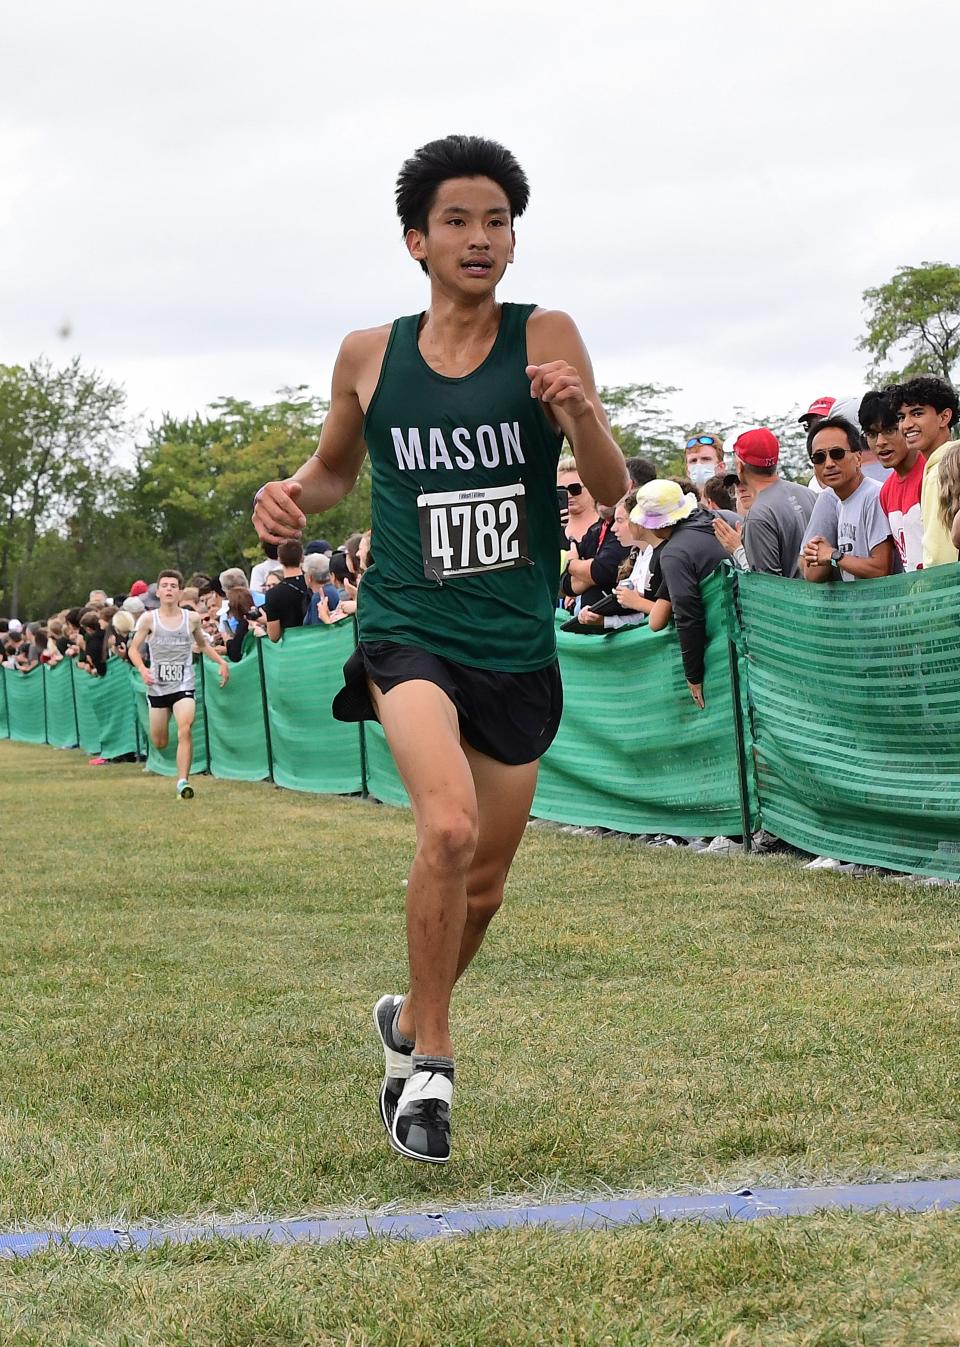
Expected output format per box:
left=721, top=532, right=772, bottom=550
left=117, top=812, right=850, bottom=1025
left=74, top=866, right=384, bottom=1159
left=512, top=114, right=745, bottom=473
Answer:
left=419, top=809, right=478, bottom=872
left=466, top=861, right=507, bottom=925
left=467, top=887, right=504, bottom=928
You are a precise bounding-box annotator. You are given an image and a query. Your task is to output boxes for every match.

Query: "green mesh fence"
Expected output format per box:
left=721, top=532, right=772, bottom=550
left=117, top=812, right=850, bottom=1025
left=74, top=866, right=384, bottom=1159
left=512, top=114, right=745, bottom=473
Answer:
left=202, top=643, right=269, bottom=782
left=74, top=665, right=103, bottom=755
left=92, top=658, right=138, bottom=760
left=532, top=572, right=755, bottom=836
left=44, top=661, right=78, bottom=749
left=365, top=721, right=410, bottom=807
left=4, top=666, right=45, bottom=744
left=258, top=623, right=362, bottom=794
left=736, top=564, right=960, bottom=880
left=5, top=564, right=960, bottom=881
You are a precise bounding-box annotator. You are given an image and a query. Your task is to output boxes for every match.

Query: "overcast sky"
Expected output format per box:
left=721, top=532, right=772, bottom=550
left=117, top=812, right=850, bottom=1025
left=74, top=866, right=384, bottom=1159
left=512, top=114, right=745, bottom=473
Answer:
left=3, top=0, right=959, bottom=447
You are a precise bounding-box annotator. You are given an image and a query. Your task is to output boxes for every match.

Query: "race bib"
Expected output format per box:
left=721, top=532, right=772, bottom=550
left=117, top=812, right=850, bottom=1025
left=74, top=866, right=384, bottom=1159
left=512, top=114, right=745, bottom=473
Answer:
left=417, top=483, right=531, bottom=581
left=156, top=661, right=185, bottom=684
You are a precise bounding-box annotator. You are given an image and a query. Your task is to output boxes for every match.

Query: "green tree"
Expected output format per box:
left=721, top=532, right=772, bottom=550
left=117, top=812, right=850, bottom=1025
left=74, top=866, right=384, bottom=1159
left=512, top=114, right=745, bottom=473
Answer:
left=19, top=481, right=169, bottom=618
left=596, top=382, right=684, bottom=465
left=0, top=357, right=127, bottom=617
left=859, top=262, right=960, bottom=383
left=133, top=387, right=370, bottom=577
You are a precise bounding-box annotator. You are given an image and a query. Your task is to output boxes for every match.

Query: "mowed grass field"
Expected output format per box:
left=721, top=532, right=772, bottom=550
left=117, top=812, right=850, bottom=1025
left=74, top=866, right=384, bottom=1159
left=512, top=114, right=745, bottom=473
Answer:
left=2, top=740, right=959, bottom=1345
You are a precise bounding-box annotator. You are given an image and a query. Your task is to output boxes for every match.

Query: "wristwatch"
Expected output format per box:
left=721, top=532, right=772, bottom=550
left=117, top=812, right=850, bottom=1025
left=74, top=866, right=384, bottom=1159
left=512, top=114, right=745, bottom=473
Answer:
left=830, top=549, right=843, bottom=570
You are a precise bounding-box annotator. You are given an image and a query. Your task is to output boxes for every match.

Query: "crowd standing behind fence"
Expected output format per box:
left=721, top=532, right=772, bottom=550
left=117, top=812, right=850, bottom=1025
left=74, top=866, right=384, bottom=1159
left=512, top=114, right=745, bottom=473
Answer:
left=3, top=380, right=959, bottom=861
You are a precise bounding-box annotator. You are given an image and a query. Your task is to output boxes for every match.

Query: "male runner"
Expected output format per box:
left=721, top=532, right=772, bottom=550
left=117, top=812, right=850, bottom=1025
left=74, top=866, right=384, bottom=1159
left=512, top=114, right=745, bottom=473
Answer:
left=253, top=135, right=628, bottom=1164
left=128, top=569, right=230, bottom=798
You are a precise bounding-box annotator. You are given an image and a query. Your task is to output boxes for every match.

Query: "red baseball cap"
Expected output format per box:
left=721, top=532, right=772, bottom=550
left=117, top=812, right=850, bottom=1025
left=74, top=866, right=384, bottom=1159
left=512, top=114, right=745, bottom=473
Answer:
left=734, top=427, right=780, bottom=468
left=798, top=396, right=835, bottom=423
left=129, top=580, right=149, bottom=596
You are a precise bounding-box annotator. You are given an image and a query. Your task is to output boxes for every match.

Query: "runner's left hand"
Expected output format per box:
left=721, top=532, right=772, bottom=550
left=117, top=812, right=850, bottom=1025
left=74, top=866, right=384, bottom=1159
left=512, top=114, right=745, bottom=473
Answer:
left=526, top=362, right=591, bottom=418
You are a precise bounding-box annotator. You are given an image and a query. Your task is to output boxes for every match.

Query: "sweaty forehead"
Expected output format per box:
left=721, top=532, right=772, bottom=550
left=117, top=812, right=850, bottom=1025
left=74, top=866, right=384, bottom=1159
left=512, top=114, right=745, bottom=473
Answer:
left=430, top=177, right=511, bottom=214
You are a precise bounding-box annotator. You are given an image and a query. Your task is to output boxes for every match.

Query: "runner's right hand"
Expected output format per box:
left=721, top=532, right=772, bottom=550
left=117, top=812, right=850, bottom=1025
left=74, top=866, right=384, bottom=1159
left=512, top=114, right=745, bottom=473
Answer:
left=140, top=666, right=155, bottom=685
left=253, top=480, right=306, bottom=543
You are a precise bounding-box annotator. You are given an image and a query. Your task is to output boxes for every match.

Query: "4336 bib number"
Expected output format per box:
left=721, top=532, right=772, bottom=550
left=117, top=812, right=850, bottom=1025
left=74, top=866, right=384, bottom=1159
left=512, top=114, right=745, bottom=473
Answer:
left=417, top=483, right=531, bottom=581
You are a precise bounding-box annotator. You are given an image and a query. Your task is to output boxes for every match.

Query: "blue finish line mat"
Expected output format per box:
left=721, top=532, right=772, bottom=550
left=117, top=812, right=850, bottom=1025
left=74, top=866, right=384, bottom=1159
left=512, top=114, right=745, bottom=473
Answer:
left=2, top=1179, right=959, bottom=1259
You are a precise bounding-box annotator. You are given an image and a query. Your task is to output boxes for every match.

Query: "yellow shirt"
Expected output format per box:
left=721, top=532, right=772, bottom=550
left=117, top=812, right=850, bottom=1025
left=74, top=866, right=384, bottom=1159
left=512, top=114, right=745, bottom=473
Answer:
left=920, top=440, right=960, bottom=568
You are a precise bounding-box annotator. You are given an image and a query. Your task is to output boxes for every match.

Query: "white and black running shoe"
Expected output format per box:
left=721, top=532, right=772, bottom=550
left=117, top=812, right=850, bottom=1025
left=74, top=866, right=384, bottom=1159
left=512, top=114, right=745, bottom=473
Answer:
left=391, top=1059, right=454, bottom=1165
left=372, top=994, right=413, bottom=1136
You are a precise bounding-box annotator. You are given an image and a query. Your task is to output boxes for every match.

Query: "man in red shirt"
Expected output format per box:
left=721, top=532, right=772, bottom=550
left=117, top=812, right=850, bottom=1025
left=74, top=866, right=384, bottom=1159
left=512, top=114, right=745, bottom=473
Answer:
left=858, top=390, right=924, bottom=571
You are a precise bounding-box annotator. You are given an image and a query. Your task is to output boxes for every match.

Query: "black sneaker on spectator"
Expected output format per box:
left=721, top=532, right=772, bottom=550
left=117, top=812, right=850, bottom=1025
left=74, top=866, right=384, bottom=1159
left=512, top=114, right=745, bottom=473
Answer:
left=751, top=829, right=805, bottom=857
left=372, top=994, right=413, bottom=1137
left=391, top=1057, right=454, bottom=1165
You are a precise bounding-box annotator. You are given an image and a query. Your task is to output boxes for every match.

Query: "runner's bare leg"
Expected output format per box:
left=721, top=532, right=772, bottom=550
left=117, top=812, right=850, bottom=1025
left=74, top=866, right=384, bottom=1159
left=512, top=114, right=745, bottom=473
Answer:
left=370, top=678, right=478, bottom=1060
left=454, top=741, right=538, bottom=979
left=148, top=707, right=171, bottom=751
left=172, top=697, right=196, bottom=781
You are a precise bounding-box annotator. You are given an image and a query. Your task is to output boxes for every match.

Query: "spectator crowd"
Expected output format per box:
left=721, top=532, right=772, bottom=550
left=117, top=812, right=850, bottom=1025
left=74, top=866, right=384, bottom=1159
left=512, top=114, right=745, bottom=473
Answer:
left=3, top=374, right=959, bottom=859
left=558, top=375, right=960, bottom=712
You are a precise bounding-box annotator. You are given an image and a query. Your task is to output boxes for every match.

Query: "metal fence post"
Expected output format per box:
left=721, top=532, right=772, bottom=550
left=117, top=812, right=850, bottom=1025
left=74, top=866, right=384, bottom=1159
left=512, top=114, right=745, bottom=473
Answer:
left=256, top=638, right=275, bottom=783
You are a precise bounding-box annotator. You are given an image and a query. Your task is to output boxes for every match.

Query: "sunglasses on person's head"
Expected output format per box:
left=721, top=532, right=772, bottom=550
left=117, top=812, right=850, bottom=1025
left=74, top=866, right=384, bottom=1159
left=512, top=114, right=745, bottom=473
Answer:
left=685, top=436, right=720, bottom=450
left=566, top=482, right=584, bottom=495
left=810, top=446, right=857, bottom=465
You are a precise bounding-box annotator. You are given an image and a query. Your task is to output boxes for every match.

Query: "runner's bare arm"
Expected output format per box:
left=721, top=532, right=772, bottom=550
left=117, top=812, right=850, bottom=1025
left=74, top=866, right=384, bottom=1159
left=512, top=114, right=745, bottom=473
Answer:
left=253, top=330, right=381, bottom=545
left=526, top=310, right=629, bottom=507
left=127, top=622, right=155, bottom=682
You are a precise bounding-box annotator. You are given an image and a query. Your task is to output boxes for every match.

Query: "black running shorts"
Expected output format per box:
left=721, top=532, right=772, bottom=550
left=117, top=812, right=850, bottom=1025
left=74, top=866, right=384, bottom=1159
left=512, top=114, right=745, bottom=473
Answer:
left=147, top=690, right=196, bottom=710
left=332, top=641, right=563, bottom=767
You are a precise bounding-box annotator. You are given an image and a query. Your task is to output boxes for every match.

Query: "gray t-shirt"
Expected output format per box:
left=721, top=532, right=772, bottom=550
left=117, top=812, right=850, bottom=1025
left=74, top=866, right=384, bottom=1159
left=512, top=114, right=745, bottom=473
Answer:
left=800, top=476, right=893, bottom=581
left=742, top=479, right=817, bottom=577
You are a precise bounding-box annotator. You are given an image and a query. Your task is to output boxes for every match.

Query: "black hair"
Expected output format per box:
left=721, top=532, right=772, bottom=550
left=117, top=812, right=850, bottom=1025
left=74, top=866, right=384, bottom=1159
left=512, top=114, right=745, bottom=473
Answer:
left=807, top=415, right=863, bottom=458
left=625, top=456, right=657, bottom=488
left=329, top=551, right=349, bottom=583
left=277, top=538, right=304, bottom=567
left=886, top=375, right=959, bottom=430
left=741, top=462, right=777, bottom=479
left=858, top=389, right=898, bottom=434
left=701, top=474, right=736, bottom=511
left=396, top=134, right=530, bottom=275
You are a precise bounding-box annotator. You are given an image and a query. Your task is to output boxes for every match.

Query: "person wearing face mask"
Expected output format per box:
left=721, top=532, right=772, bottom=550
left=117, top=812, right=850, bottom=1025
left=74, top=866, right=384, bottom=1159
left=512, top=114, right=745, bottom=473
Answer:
left=684, top=432, right=725, bottom=494
left=713, top=427, right=816, bottom=578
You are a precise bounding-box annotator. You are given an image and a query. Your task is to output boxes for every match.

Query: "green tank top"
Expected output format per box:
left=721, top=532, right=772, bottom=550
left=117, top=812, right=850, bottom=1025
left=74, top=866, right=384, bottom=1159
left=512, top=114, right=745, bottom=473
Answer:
left=359, top=302, right=564, bottom=671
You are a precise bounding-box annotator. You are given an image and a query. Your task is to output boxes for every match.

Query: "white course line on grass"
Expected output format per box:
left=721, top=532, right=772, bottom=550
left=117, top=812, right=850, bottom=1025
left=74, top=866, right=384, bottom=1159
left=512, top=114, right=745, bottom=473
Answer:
left=2, top=1180, right=959, bottom=1259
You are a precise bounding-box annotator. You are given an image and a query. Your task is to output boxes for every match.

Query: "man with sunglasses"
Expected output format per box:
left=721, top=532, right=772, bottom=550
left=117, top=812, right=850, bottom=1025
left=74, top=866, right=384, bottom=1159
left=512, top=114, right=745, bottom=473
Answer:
left=684, top=432, right=725, bottom=493
left=800, top=417, right=897, bottom=582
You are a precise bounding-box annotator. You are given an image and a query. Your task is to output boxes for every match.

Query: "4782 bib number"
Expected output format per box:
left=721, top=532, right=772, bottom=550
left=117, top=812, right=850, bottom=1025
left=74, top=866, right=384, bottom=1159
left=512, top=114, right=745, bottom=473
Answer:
left=417, top=483, right=531, bottom=582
